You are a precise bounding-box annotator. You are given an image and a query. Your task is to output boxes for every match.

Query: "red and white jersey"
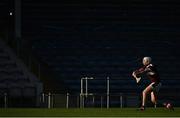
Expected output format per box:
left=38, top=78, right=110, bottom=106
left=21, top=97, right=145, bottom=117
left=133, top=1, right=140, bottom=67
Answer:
left=134, top=64, right=160, bottom=83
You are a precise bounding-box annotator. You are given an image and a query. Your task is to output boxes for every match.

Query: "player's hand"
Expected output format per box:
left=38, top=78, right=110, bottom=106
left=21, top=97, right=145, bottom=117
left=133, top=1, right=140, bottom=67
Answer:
left=135, top=77, right=141, bottom=83
left=132, top=72, right=141, bottom=83
left=132, top=72, right=136, bottom=78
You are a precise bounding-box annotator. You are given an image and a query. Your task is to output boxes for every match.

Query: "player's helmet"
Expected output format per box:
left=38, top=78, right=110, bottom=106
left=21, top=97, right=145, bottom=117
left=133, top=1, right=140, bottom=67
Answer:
left=143, top=57, right=152, bottom=65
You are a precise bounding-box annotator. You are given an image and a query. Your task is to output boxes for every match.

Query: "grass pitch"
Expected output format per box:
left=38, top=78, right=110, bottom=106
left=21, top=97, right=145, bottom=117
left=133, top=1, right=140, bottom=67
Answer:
left=0, top=108, right=179, bottom=117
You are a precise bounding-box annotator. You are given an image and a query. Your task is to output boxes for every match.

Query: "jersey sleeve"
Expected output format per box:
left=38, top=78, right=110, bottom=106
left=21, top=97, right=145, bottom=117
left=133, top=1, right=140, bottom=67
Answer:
left=134, top=66, right=146, bottom=75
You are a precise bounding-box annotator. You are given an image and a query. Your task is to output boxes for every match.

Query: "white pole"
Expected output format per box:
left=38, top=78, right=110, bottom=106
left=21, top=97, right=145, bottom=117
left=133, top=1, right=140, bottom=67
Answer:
left=42, top=93, right=45, bottom=103
left=48, top=92, right=51, bottom=108
left=4, top=93, right=7, bottom=108
left=85, top=77, right=88, bottom=97
left=80, top=78, right=84, bottom=108
left=82, top=95, right=85, bottom=108
left=66, top=93, right=69, bottom=109
left=107, top=77, right=110, bottom=109
left=120, top=93, right=123, bottom=108
left=81, top=78, right=83, bottom=95
left=92, top=96, right=95, bottom=107
left=80, top=77, right=94, bottom=108
left=41, top=93, right=45, bottom=108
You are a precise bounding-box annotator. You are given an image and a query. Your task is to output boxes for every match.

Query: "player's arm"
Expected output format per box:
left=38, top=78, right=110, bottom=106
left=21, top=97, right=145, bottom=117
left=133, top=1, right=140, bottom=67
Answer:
left=132, top=67, right=145, bottom=77
left=132, top=67, right=145, bottom=83
left=132, top=72, right=141, bottom=83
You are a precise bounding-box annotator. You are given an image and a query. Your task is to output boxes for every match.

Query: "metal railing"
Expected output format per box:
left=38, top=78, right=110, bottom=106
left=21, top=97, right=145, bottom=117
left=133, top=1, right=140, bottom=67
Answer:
left=39, top=92, right=139, bottom=108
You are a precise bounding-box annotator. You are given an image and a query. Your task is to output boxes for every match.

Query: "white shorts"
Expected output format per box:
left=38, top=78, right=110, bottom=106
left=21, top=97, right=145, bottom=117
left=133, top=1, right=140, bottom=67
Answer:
left=150, top=82, right=162, bottom=92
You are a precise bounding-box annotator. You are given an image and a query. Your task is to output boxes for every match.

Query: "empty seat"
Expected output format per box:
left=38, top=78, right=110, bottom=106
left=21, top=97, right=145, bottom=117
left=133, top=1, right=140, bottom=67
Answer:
left=9, top=87, right=22, bottom=97
left=23, top=86, right=36, bottom=97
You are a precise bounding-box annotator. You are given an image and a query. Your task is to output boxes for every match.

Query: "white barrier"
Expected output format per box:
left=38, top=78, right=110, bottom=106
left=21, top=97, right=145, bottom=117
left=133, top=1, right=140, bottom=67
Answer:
left=80, top=77, right=110, bottom=108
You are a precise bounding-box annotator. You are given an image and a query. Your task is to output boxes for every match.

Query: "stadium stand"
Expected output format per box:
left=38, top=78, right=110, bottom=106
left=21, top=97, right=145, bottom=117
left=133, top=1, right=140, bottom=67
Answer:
left=0, top=0, right=180, bottom=107
left=20, top=0, right=180, bottom=107
left=0, top=39, right=43, bottom=107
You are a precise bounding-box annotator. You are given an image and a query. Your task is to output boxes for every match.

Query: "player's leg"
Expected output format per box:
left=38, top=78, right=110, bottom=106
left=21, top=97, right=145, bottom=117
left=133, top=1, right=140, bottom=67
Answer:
left=151, top=91, right=157, bottom=108
left=151, top=82, right=162, bottom=108
left=141, top=83, right=154, bottom=110
left=142, top=86, right=152, bottom=106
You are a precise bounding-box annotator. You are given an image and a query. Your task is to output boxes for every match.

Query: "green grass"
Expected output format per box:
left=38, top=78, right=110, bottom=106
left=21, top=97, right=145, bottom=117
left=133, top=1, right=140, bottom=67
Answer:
left=0, top=108, right=179, bottom=117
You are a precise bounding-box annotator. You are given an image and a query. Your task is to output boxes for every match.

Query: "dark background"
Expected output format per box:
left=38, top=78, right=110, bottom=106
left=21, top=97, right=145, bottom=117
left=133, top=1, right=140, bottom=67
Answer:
left=0, top=0, right=180, bottom=95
